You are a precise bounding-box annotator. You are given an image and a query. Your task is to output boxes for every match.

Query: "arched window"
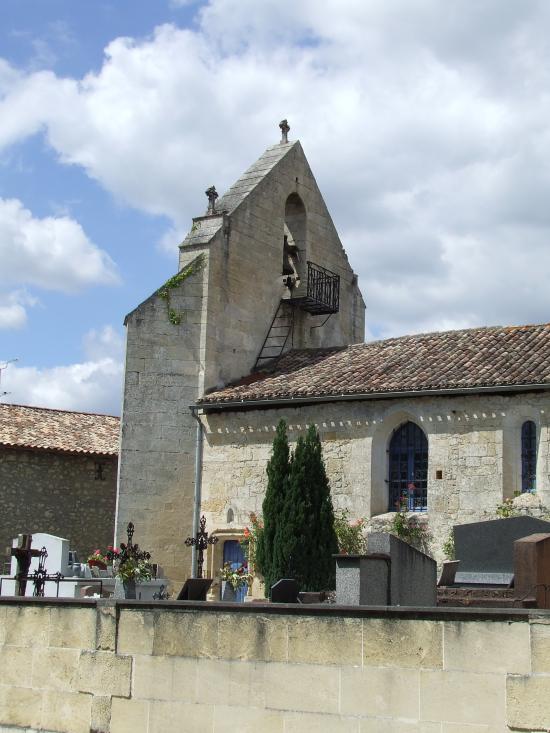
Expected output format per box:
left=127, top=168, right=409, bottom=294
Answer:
left=521, top=421, right=537, bottom=493
left=226, top=508, right=235, bottom=524
left=388, top=421, right=428, bottom=512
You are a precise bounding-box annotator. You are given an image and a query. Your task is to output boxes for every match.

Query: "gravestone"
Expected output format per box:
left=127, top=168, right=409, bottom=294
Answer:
left=367, top=533, right=437, bottom=606
left=335, top=555, right=389, bottom=605
left=437, top=560, right=460, bottom=587
left=271, top=579, right=299, bottom=603
left=9, top=533, right=71, bottom=596
left=10, top=535, right=42, bottom=596
left=454, top=516, right=550, bottom=586
left=335, top=533, right=437, bottom=606
left=176, top=578, right=212, bottom=601
left=514, top=533, right=550, bottom=609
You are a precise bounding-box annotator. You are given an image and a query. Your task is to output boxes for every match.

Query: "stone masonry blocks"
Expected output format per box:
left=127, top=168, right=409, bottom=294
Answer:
left=77, top=650, right=132, bottom=698
left=287, top=615, right=362, bottom=666
left=506, top=673, right=550, bottom=730
left=363, top=618, right=443, bottom=669
left=443, top=620, right=531, bottom=675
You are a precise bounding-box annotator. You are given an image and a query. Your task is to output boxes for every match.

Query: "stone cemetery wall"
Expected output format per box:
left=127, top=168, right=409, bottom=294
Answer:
left=200, top=389, right=550, bottom=566
left=1, top=598, right=550, bottom=732
left=0, top=447, right=117, bottom=569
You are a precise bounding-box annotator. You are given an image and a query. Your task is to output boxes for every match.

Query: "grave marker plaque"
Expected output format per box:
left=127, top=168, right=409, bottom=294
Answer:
left=271, top=579, right=299, bottom=603
left=454, top=516, right=550, bottom=585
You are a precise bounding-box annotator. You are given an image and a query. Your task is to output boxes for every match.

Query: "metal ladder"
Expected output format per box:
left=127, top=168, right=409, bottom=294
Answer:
left=254, top=301, right=294, bottom=371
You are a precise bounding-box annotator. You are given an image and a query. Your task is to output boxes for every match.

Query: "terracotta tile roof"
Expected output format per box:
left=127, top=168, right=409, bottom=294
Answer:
left=200, top=323, right=550, bottom=405
left=0, top=404, right=120, bottom=456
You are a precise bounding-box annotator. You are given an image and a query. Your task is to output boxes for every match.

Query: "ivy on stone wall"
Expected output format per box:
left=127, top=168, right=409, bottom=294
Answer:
left=157, top=253, right=206, bottom=325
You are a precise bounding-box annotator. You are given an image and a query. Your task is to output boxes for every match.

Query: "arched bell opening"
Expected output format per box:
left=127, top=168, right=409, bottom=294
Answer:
left=282, top=193, right=306, bottom=292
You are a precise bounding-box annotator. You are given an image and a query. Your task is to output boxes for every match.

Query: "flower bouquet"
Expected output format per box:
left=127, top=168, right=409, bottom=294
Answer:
left=220, top=561, right=252, bottom=591
left=87, top=549, right=109, bottom=570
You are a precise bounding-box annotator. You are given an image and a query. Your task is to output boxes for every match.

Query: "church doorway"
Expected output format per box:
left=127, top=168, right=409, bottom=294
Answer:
left=388, top=421, right=428, bottom=512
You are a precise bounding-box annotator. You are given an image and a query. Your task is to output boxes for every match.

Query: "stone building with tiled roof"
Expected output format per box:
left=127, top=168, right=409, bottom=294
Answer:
left=0, top=404, right=119, bottom=569
left=116, top=122, right=549, bottom=589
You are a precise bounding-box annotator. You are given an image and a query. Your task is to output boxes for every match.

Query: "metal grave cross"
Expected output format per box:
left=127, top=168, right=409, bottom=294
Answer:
left=10, top=534, right=42, bottom=596
left=185, top=515, right=218, bottom=579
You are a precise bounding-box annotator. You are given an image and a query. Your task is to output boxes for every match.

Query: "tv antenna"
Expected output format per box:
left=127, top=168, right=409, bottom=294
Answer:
left=0, top=358, right=18, bottom=397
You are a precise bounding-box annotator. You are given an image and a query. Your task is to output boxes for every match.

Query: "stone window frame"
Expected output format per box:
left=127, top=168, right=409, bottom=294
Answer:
left=370, top=408, right=430, bottom=518
left=502, top=412, right=541, bottom=500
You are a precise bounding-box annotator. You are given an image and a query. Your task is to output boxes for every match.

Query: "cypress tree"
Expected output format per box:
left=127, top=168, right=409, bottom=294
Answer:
left=256, top=419, right=290, bottom=594
left=274, top=424, right=338, bottom=591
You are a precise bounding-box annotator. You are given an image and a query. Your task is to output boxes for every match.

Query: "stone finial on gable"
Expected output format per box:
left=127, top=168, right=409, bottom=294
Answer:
left=279, top=119, right=290, bottom=144
left=205, top=185, right=218, bottom=215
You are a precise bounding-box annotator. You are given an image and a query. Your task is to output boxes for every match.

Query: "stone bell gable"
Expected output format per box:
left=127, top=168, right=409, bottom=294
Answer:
left=179, top=129, right=364, bottom=392
left=116, top=124, right=364, bottom=583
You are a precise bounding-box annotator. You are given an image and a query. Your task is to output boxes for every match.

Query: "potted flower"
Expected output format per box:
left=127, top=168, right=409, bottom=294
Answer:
left=87, top=550, right=108, bottom=570
left=219, top=562, right=252, bottom=602
left=107, top=523, right=153, bottom=599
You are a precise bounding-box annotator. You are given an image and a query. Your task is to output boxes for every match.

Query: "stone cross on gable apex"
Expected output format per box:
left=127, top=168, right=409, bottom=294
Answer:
left=279, top=119, right=290, bottom=144
left=205, top=185, right=218, bottom=215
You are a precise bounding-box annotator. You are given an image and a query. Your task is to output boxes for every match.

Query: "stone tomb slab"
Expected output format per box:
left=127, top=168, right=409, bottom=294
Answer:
left=454, top=516, right=550, bottom=584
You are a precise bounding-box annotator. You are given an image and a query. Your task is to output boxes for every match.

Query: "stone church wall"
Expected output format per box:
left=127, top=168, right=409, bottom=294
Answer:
left=0, top=598, right=548, bottom=732
left=116, top=248, right=211, bottom=584
left=0, top=447, right=117, bottom=569
left=200, top=390, right=550, bottom=566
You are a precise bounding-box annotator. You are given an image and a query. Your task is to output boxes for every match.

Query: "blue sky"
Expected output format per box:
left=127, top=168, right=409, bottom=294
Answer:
left=2, top=1, right=550, bottom=414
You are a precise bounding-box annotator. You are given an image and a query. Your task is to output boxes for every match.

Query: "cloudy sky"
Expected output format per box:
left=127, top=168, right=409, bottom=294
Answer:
left=1, top=0, right=549, bottom=415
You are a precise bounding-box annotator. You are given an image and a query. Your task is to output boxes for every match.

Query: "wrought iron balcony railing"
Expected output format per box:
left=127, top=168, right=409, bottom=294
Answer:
left=288, top=261, right=340, bottom=315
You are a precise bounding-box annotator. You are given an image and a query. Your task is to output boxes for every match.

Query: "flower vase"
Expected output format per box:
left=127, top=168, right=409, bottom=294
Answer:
left=114, top=577, right=137, bottom=599
left=123, top=579, right=137, bottom=599
left=113, top=577, right=125, bottom=599
left=221, top=581, right=237, bottom=602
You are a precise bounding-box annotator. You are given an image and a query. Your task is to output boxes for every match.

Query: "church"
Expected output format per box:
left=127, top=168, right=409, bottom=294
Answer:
left=116, top=121, right=550, bottom=588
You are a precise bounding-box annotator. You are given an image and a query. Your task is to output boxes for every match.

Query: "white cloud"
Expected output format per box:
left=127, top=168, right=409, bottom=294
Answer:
left=83, top=325, right=125, bottom=362
left=0, top=197, right=118, bottom=293
left=1, top=2, right=550, bottom=337
left=0, top=290, right=37, bottom=329
left=1, top=325, right=124, bottom=414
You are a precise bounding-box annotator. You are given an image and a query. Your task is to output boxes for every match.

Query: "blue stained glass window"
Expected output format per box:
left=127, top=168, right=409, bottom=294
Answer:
left=388, top=421, right=428, bottom=512
left=521, top=421, right=537, bottom=493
